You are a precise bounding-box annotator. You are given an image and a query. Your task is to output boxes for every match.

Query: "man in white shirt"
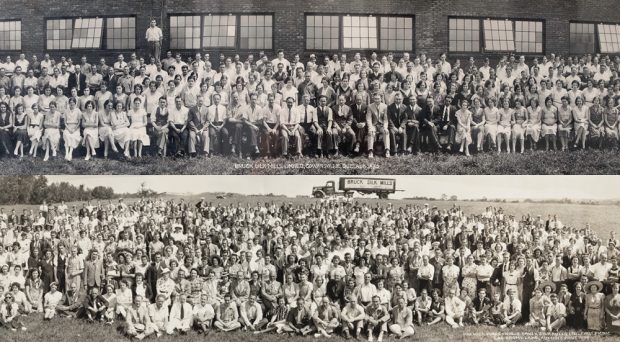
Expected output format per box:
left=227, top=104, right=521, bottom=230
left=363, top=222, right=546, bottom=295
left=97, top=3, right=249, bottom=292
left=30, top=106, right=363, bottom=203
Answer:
left=500, top=288, right=521, bottom=329
left=240, top=295, right=266, bottom=331
left=444, top=288, right=465, bottom=328
left=148, top=294, right=169, bottom=337
left=193, top=294, right=215, bottom=334
left=341, top=297, right=366, bottom=339
left=145, top=19, right=163, bottom=64
left=544, top=293, right=566, bottom=332
left=166, top=293, right=193, bottom=335
left=168, top=96, right=189, bottom=157
left=279, top=96, right=302, bottom=157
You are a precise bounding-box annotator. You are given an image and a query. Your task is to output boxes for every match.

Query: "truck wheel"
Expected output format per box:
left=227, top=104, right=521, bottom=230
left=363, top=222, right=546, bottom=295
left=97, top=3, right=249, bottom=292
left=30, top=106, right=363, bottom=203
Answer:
left=378, top=193, right=388, bottom=199
left=313, top=191, right=325, bottom=198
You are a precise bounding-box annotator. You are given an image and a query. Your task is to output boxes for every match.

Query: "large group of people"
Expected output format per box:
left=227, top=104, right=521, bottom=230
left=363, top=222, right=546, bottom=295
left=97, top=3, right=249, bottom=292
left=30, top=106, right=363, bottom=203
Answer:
left=0, top=48, right=618, bottom=160
left=0, top=197, right=618, bottom=340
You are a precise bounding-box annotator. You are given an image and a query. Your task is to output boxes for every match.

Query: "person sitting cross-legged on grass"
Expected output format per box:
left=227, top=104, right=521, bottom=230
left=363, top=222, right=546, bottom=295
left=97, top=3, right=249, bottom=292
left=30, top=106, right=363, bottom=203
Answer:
left=193, top=294, right=215, bottom=334
left=214, top=292, right=242, bottom=332
left=444, top=288, right=466, bottom=328
left=525, top=287, right=547, bottom=328
left=124, top=295, right=156, bottom=340
left=312, top=296, right=340, bottom=338
left=389, top=296, right=415, bottom=339
left=1, top=292, right=26, bottom=331
left=281, top=297, right=313, bottom=336
left=255, top=296, right=290, bottom=335
left=500, top=288, right=522, bottom=329
left=166, top=293, right=193, bottom=335
left=85, top=286, right=107, bottom=323
left=427, top=289, right=445, bottom=326
left=415, top=288, right=432, bottom=325
left=240, top=295, right=267, bottom=331
left=364, top=295, right=390, bottom=342
left=544, top=293, right=567, bottom=332
left=56, top=282, right=85, bottom=318
left=341, top=296, right=366, bottom=339
left=471, top=287, right=491, bottom=325
left=43, top=281, right=63, bottom=320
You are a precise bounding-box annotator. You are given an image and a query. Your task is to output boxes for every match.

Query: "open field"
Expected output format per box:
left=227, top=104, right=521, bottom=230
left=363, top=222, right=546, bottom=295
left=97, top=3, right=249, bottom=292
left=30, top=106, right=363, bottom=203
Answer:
left=1, top=149, right=620, bottom=175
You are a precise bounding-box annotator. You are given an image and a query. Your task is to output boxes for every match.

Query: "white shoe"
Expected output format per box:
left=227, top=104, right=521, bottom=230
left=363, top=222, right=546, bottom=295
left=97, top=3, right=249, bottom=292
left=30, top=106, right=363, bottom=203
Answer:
left=52, top=151, right=57, bottom=157
left=85, top=155, right=90, bottom=161
left=385, top=150, right=391, bottom=158
left=21, top=327, right=27, bottom=331
left=368, top=336, right=374, bottom=342
left=368, top=151, right=374, bottom=158
left=377, top=336, right=383, bottom=342
left=43, top=155, right=49, bottom=161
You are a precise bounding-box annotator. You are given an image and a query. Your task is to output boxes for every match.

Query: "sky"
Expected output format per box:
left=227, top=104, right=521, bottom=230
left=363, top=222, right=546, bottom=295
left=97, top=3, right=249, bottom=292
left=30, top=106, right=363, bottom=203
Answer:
left=46, top=175, right=620, bottom=200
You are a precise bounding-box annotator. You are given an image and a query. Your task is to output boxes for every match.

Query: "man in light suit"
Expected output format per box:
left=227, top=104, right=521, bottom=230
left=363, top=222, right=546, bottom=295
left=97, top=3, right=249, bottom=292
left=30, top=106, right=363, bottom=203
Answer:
left=387, top=93, right=408, bottom=155
left=366, top=93, right=390, bottom=158
left=83, top=250, right=104, bottom=293
left=332, top=95, right=356, bottom=156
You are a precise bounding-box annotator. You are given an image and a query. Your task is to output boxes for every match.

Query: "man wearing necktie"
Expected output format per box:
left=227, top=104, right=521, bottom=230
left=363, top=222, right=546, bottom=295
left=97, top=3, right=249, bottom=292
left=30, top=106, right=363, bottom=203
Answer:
left=278, top=97, right=302, bottom=157
left=297, top=94, right=319, bottom=157
left=166, top=293, right=192, bottom=335
left=331, top=95, right=356, bottom=156
left=366, top=93, right=390, bottom=158
left=206, top=94, right=230, bottom=156
left=238, top=93, right=261, bottom=158
left=421, top=97, right=443, bottom=152
left=500, top=288, right=521, bottom=328
left=259, top=93, right=281, bottom=157
left=315, top=95, right=333, bottom=158
left=439, top=94, right=457, bottom=152
left=350, top=95, right=368, bottom=154
left=387, top=93, right=408, bottom=155
left=187, top=94, right=209, bottom=157
left=405, top=94, right=423, bottom=154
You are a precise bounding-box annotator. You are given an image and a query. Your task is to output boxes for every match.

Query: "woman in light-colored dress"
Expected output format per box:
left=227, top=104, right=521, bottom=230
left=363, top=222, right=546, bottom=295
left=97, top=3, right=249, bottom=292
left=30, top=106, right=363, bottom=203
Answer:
left=557, top=96, right=573, bottom=151
left=462, top=255, right=478, bottom=297
left=525, top=97, right=542, bottom=150
left=511, top=98, right=528, bottom=153
left=572, top=96, right=589, bottom=149
left=541, top=96, right=558, bottom=151
left=484, top=97, right=500, bottom=149
left=503, top=261, right=520, bottom=301
left=588, top=96, right=605, bottom=149
left=41, top=101, right=61, bottom=161
left=27, top=104, right=43, bottom=157
left=604, top=96, right=619, bottom=147
left=497, top=98, right=513, bottom=153
left=110, top=101, right=131, bottom=158
left=470, top=98, right=485, bottom=152
left=98, top=100, right=117, bottom=158
left=62, top=97, right=82, bottom=161
left=81, top=100, right=99, bottom=160
left=584, top=281, right=605, bottom=331
left=455, top=99, right=472, bottom=156
left=128, top=97, right=150, bottom=158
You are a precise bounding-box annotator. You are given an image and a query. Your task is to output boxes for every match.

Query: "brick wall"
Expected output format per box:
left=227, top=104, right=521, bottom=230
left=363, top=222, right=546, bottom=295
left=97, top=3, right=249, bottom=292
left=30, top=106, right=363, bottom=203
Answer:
left=1, top=0, right=619, bottom=63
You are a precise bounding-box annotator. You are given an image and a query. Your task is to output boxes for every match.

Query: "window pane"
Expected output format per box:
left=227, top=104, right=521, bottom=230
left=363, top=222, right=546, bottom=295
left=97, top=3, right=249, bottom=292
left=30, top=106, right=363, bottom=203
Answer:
left=484, top=19, right=514, bottom=52
left=169, top=15, right=200, bottom=49
left=449, top=18, right=480, bottom=52
left=514, top=20, right=543, bottom=53
left=343, top=16, right=379, bottom=49
left=378, top=16, right=412, bottom=51
left=306, top=15, right=340, bottom=50
left=570, top=23, right=595, bottom=54
left=106, top=17, right=135, bottom=50
left=239, top=15, right=273, bottom=50
left=46, top=19, right=73, bottom=50
left=598, top=24, right=620, bottom=53
left=0, top=20, right=20, bottom=51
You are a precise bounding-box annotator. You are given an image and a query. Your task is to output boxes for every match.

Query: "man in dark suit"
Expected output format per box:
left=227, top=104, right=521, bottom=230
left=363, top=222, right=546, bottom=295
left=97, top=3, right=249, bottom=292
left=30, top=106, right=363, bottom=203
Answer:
left=438, top=94, right=458, bottom=152
left=387, top=93, right=408, bottom=155
left=350, top=94, right=367, bottom=154
left=261, top=231, right=277, bottom=258
left=404, top=94, right=423, bottom=154
left=67, top=64, right=87, bottom=96
left=332, top=95, right=355, bottom=155
left=420, top=97, right=442, bottom=152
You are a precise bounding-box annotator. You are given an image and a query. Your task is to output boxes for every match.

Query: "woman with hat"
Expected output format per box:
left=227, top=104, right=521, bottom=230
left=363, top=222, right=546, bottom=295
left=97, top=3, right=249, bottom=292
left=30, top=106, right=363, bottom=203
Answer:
left=604, top=282, right=620, bottom=335
left=584, top=280, right=605, bottom=330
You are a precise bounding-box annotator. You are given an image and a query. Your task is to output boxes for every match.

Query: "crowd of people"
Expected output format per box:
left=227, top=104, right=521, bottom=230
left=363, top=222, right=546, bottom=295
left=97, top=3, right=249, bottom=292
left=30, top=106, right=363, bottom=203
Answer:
left=0, top=48, right=618, bottom=160
left=0, top=197, right=618, bottom=340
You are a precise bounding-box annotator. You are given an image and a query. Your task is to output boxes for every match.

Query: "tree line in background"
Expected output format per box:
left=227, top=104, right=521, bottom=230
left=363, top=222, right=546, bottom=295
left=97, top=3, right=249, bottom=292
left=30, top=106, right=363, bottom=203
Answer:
left=0, top=176, right=117, bottom=205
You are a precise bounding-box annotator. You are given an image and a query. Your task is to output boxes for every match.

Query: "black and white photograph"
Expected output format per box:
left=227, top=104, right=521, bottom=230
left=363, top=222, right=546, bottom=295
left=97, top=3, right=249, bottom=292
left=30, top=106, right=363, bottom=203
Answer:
left=0, top=0, right=618, bottom=174
left=0, top=175, right=619, bottom=342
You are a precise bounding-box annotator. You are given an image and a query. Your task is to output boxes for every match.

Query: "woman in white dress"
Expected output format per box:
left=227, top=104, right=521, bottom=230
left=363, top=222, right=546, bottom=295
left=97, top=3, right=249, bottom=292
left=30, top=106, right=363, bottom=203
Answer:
left=27, top=104, right=43, bottom=157
left=497, top=98, right=513, bottom=153
left=557, top=96, right=573, bottom=151
left=128, top=97, right=150, bottom=158
left=41, top=101, right=61, bottom=161
left=511, top=98, right=528, bottom=153
left=110, top=101, right=131, bottom=159
left=541, top=96, right=558, bottom=151
left=484, top=98, right=500, bottom=150
left=572, top=96, right=589, bottom=149
left=62, top=97, right=82, bottom=161
left=81, top=100, right=99, bottom=161
left=525, top=98, right=542, bottom=151
left=98, top=100, right=118, bottom=159
left=455, top=99, right=472, bottom=156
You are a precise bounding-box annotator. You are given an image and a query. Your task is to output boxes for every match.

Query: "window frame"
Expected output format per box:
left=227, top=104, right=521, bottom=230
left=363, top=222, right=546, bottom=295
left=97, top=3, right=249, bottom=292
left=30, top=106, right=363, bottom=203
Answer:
left=447, top=16, right=546, bottom=55
left=0, top=19, right=22, bottom=52
left=167, top=12, right=275, bottom=52
left=569, top=20, right=620, bottom=55
left=44, top=15, right=137, bottom=52
left=105, top=16, right=137, bottom=50
left=304, top=13, right=415, bottom=53
left=597, top=23, right=620, bottom=54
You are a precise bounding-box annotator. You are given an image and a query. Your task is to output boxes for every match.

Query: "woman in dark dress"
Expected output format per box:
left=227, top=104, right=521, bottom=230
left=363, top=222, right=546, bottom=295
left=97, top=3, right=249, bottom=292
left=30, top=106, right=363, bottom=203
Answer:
left=0, top=101, right=13, bottom=156
left=12, top=103, right=28, bottom=158
left=40, top=249, right=56, bottom=293
left=568, top=282, right=587, bottom=330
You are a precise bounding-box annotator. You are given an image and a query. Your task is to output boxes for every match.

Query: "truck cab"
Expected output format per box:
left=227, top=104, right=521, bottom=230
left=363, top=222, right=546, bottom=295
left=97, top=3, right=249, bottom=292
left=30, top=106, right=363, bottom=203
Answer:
left=312, top=181, right=336, bottom=198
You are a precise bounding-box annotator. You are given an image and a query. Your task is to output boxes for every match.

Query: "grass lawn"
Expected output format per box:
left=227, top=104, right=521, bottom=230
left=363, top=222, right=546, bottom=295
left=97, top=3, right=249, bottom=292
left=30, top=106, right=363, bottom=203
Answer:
left=1, top=149, right=620, bottom=175
left=2, top=313, right=616, bottom=342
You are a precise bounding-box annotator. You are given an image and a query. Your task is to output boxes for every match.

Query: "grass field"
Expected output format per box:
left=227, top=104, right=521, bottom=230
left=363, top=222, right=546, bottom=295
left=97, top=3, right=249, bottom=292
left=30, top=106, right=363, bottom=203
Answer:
left=2, top=196, right=619, bottom=341
left=1, top=148, right=620, bottom=175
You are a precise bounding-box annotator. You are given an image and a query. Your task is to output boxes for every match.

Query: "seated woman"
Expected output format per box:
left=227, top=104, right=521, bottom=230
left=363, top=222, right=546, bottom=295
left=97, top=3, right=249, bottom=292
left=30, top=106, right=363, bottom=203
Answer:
left=511, top=98, right=527, bottom=153
left=470, top=97, right=485, bottom=152
left=526, top=287, right=547, bottom=328
left=128, top=97, right=150, bottom=158
left=98, top=100, right=118, bottom=158
left=27, top=104, right=43, bottom=157
left=572, top=96, right=589, bottom=149
left=110, top=101, right=131, bottom=159
left=455, top=99, right=472, bottom=156
left=497, top=98, right=513, bottom=153
left=604, top=96, right=619, bottom=148
left=43, top=282, right=63, bottom=320
left=427, top=289, right=444, bottom=326
left=525, top=97, right=542, bottom=151
left=63, top=97, right=82, bottom=161
left=256, top=296, right=290, bottom=334
left=8, top=283, right=30, bottom=314
left=588, top=96, right=605, bottom=149
left=115, top=280, right=133, bottom=320
left=12, top=104, right=28, bottom=158
left=81, top=100, right=99, bottom=161
left=541, top=96, right=558, bottom=151
left=24, top=269, right=43, bottom=313
left=483, top=98, right=499, bottom=150
left=557, top=96, right=573, bottom=151
left=0, top=292, right=26, bottom=332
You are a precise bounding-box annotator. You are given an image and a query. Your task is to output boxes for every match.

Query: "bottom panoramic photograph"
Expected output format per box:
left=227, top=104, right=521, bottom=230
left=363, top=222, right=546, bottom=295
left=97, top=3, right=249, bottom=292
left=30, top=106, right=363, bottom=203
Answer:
left=0, top=175, right=618, bottom=342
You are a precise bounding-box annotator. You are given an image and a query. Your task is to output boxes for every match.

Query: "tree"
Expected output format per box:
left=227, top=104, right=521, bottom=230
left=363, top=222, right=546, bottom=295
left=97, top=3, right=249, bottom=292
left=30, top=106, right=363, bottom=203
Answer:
left=450, top=195, right=458, bottom=201
left=92, top=186, right=116, bottom=199
left=441, top=193, right=448, bottom=201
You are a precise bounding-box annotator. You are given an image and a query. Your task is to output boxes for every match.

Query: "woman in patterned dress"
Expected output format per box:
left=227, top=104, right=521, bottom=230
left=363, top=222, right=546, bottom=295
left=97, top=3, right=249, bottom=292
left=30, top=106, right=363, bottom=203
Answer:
left=584, top=281, right=605, bottom=331
left=604, top=96, right=619, bottom=148
left=455, top=99, right=472, bottom=156
left=470, top=97, right=486, bottom=152
left=81, top=100, right=99, bottom=160
left=282, top=273, right=299, bottom=308
left=557, top=96, right=573, bottom=151
left=525, top=97, right=542, bottom=150
left=541, top=96, right=558, bottom=151
left=511, top=98, right=528, bottom=153
left=110, top=101, right=131, bottom=158
left=12, top=103, right=28, bottom=158
left=588, top=96, right=605, bottom=149
left=41, top=101, right=61, bottom=161
left=187, top=268, right=203, bottom=305
left=98, top=100, right=117, bottom=158
left=25, top=269, right=44, bottom=313
left=462, top=255, right=478, bottom=298
left=572, top=96, right=589, bottom=149
left=62, top=97, right=82, bottom=161
left=497, top=98, right=512, bottom=153
left=128, top=97, right=150, bottom=158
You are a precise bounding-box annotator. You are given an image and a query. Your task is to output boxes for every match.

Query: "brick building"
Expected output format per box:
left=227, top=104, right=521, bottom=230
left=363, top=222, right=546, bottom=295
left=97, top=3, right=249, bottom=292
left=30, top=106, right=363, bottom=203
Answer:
left=0, top=0, right=619, bottom=63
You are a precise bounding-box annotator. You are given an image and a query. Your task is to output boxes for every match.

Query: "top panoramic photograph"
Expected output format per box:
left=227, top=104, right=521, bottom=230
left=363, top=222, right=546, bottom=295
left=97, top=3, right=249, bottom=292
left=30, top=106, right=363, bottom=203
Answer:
left=0, top=0, right=618, bottom=175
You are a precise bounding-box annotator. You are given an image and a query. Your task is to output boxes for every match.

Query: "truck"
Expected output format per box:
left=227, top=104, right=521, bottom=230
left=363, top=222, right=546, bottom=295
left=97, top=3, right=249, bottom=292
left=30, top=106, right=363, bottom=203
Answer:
left=311, top=177, right=399, bottom=199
